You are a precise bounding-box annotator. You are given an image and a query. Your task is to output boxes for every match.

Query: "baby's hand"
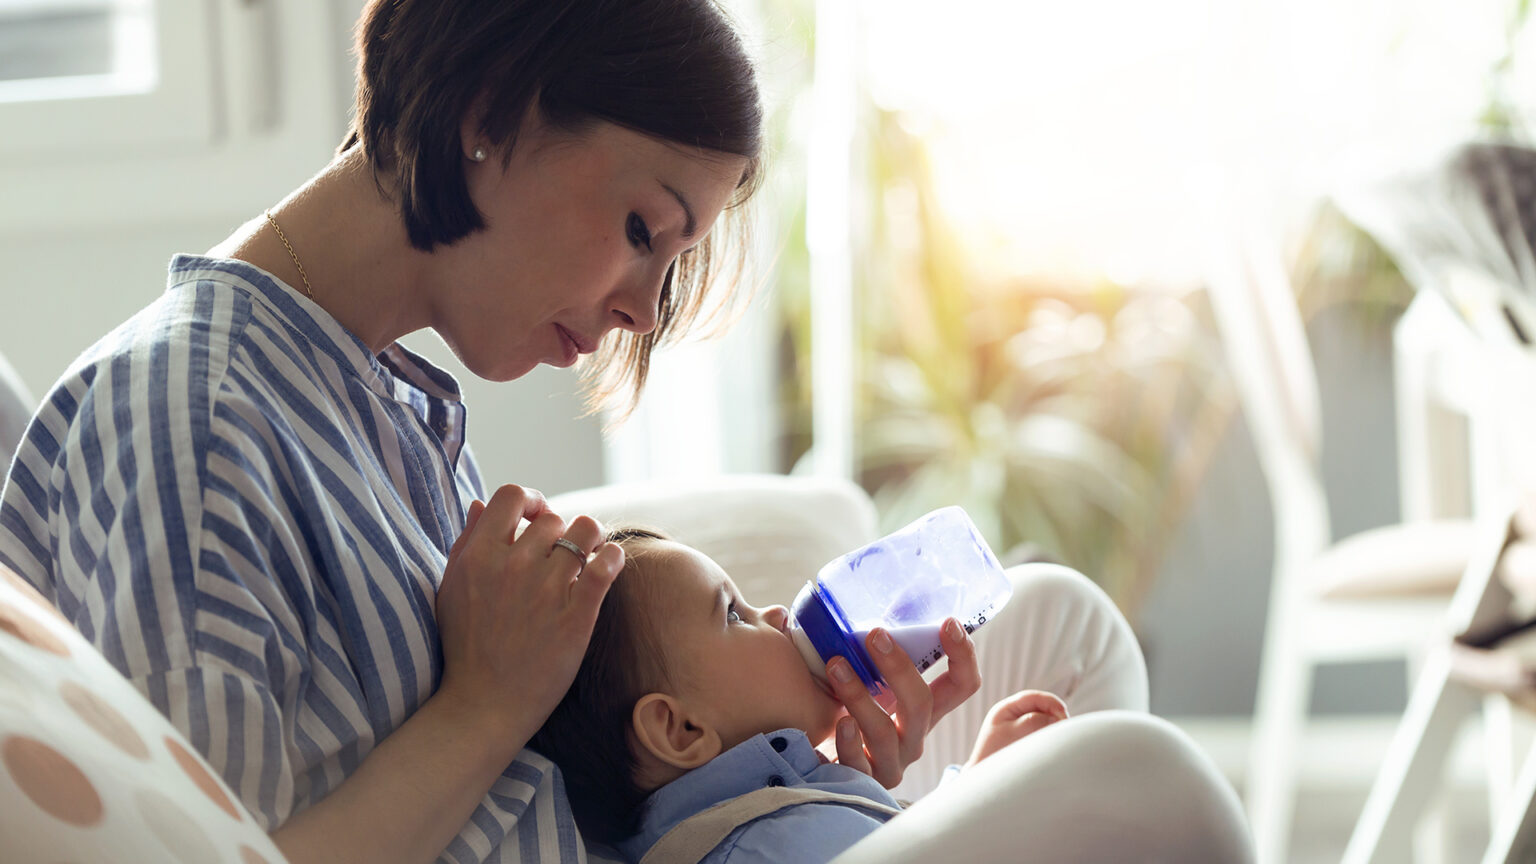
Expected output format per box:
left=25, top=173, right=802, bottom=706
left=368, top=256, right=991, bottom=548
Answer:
left=964, top=690, right=1069, bottom=768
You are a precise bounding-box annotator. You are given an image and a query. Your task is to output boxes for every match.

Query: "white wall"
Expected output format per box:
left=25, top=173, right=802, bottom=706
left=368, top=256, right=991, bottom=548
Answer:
left=0, top=0, right=606, bottom=497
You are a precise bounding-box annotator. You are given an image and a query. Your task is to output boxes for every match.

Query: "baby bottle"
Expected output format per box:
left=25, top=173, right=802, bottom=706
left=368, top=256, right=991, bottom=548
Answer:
left=789, top=506, right=1011, bottom=693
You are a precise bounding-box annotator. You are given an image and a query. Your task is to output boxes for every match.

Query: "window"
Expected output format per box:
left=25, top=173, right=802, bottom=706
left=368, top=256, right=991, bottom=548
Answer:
left=0, top=0, right=218, bottom=162
left=0, top=0, right=350, bottom=232
left=0, top=0, right=156, bottom=100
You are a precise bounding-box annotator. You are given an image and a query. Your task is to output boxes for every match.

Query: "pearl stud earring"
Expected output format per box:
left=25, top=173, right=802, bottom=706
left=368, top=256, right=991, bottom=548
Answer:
left=471, top=147, right=487, bottom=162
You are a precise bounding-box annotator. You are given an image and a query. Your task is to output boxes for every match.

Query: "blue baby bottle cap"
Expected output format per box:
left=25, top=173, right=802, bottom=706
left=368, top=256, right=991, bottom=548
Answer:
left=789, top=580, right=882, bottom=691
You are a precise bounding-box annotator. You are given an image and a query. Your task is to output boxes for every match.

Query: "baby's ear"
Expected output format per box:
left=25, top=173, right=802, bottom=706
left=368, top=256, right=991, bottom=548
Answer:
left=632, top=693, right=722, bottom=770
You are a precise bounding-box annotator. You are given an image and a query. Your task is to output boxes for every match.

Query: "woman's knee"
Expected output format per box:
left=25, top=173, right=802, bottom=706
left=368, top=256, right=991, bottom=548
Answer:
left=993, top=563, right=1150, bottom=712
left=1003, top=562, right=1122, bottom=628
left=839, top=712, right=1254, bottom=864
left=1035, top=712, right=1254, bottom=863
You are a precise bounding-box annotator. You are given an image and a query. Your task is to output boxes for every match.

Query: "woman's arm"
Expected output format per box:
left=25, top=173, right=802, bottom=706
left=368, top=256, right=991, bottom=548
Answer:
left=273, top=485, right=624, bottom=864
left=269, top=687, right=526, bottom=864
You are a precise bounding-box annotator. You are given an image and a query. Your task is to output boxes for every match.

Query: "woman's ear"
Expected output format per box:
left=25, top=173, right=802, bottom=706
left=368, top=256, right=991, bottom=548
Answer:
left=458, top=93, right=494, bottom=163
left=632, top=692, right=722, bottom=771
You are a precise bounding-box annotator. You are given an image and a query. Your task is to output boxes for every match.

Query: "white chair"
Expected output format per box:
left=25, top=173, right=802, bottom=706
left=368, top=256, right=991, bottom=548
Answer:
left=1331, top=142, right=1536, bottom=862
left=1205, top=210, right=1481, bottom=864
left=1344, top=495, right=1536, bottom=863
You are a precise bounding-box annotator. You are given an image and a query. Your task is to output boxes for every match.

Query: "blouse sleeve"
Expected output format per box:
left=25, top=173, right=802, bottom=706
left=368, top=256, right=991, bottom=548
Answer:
left=0, top=355, right=310, bottom=829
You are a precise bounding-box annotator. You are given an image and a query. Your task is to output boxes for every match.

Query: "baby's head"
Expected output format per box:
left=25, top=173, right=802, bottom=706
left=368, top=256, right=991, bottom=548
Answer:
left=529, top=527, right=843, bottom=842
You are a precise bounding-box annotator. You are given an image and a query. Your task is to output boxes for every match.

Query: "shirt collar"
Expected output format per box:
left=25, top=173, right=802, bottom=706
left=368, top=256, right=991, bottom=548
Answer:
left=168, top=254, right=466, bottom=398
left=379, top=343, right=464, bottom=403
left=379, top=343, right=469, bottom=465
left=618, top=730, right=824, bottom=859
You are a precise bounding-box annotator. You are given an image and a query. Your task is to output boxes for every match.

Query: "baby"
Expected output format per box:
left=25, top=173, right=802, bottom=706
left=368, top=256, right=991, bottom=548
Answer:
left=528, top=527, right=1069, bottom=863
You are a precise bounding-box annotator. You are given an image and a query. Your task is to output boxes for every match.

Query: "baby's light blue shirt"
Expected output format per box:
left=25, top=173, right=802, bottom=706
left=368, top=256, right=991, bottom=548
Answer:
left=615, top=729, right=902, bottom=864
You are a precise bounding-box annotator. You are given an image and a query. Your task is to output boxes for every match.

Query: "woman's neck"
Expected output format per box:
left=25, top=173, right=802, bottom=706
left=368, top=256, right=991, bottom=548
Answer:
left=213, top=148, right=434, bottom=354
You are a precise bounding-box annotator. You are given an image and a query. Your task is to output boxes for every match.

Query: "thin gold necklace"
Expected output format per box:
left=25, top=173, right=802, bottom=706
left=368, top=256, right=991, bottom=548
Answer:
left=263, top=210, right=316, bottom=299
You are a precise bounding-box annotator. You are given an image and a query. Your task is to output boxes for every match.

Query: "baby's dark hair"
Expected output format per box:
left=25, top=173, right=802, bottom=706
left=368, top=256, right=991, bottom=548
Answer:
left=528, top=526, right=674, bottom=843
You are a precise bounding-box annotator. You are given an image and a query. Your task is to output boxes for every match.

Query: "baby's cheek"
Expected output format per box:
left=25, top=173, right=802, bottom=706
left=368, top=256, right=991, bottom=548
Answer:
left=807, top=687, right=844, bottom=739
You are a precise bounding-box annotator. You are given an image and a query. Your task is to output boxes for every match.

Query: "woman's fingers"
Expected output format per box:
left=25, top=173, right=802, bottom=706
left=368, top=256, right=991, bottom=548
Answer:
left=556, top=515, right=605, bottom=561
left=478, top=484, right=549, bottom=543
left=466, top=499, right=486, bottom=531
left=447, top=500, right=486, bottom=570
left=861, top=628, right=932, bottom=765
left=827, top=656, right=906, bottom=788
left=927, top=618, right=982, bottom=728
left=519, top=510, right=568, bottom=548
left=833, top=716, right=870, bottom=775
left=571, top=542, right=623, bottom=611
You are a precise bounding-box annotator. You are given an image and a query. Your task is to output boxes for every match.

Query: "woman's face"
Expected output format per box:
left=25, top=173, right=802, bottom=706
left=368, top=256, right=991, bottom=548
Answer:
left=428, top=116, right=750, bottom=383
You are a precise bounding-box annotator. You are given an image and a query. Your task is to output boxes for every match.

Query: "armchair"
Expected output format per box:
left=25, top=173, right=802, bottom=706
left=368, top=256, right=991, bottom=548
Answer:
left=0, top=470, right=1250, bottom=862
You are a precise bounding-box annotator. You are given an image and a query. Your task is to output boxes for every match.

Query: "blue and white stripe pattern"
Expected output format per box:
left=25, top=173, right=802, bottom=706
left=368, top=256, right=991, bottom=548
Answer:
left=0, top=255, right=602, bottom=863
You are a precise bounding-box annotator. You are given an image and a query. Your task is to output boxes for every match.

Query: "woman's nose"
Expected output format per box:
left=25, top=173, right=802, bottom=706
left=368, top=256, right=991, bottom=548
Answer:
left=609, top=265, right=668, bottom=335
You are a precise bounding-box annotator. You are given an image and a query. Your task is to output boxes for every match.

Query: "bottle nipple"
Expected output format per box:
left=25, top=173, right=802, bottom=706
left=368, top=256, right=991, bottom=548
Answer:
left=791, top=626, right=829, bottom=683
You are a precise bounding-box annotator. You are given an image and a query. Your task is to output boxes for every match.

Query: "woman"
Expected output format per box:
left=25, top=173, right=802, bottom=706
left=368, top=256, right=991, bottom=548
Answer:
left=0, top=1, right=975, bottom=860
left=0, top=1, right=1252, bottom=862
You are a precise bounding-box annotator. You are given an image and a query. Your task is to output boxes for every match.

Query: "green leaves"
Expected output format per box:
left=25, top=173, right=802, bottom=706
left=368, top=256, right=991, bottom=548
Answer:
left=849, top=107, right=1231, bottom=618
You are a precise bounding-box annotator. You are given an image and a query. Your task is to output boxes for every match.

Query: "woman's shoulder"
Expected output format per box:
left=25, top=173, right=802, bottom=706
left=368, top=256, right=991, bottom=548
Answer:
left=25, top=257, right=311, bottom=469
left=51, top=254, right=370, bottom=422
left=57, top=255, right=263, bottom=392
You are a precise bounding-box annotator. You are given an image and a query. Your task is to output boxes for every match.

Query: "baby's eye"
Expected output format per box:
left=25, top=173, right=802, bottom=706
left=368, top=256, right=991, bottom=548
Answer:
left=726, top=602, right=743, bottom=624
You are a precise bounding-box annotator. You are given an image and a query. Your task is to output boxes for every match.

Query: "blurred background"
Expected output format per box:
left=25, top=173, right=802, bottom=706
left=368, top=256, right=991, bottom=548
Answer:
left=6, top=0, right=1536, bottom=860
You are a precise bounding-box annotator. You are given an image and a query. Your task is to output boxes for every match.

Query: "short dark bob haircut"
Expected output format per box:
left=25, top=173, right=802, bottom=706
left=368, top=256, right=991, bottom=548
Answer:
left=343, top=0, right=764, bottom=414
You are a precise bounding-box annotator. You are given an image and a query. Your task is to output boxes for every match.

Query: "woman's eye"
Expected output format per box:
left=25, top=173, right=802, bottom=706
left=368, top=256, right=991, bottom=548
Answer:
left=626, top=212, right=653, bottom=252
left=726, top=602, right=742, bottom=624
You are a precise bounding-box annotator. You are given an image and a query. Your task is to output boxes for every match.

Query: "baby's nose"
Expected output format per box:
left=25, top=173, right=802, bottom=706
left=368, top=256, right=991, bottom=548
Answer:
left=764, top=604, right=790, bottom=632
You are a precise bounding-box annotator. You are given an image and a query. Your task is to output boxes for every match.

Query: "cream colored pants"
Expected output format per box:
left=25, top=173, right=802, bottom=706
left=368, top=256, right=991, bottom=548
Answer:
left=836, top=563, right=1254, bottom=864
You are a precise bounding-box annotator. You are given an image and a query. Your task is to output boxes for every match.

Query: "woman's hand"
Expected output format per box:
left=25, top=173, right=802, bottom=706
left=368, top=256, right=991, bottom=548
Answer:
left=432, top=484, right=624, bottom=749
left=828, top=617, right=981, bottom=788
left=964, top=690, right=1069, bottom=768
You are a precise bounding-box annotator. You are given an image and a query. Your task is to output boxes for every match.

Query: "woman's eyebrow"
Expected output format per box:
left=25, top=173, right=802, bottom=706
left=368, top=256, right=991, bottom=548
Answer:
left=661, top=183, right=697, bottom=239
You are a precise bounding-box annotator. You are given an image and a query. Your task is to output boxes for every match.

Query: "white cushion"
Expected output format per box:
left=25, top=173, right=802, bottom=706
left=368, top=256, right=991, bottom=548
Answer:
left=548, top=474, right=879, bottom=607
left=0, top=565, right=289, bottom=864
left=1313, top=518, right=1479, bottom=600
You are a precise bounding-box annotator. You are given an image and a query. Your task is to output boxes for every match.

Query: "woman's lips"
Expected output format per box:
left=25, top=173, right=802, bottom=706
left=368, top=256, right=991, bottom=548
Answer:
left=557, top=324, right=597, bottom=355
left=554, top=325, right=580, bottom=366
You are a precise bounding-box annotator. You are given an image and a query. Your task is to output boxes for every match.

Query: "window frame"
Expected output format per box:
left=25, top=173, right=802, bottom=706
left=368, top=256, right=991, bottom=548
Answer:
left=0, top=0, right=220, bottom=158
left=0, top=0, right=353, bottom=233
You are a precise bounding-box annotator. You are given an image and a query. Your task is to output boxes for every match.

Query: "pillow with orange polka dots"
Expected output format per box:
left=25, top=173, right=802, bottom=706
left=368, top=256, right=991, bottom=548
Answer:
left=0, top=564, right=289, bottom=864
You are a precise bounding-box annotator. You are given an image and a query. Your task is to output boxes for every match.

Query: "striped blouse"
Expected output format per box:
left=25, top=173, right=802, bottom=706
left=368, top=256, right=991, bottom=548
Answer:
left=0, top=255, right=606, bottom=863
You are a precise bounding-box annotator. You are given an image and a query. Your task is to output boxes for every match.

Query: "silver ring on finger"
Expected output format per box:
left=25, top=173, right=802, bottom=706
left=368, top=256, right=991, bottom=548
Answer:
left=552, top=536, right=587, bottom=571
